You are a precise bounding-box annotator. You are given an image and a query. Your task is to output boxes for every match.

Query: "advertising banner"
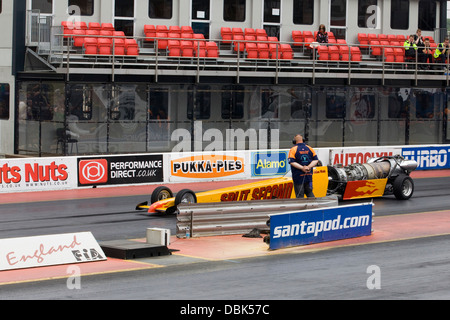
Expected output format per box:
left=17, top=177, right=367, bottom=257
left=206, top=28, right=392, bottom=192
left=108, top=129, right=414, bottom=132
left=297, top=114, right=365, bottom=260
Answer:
left=0, top=157, right=77, bottom=193
left=251, top=151, right=289, bottom=177
left=329, top=147, right=401, bottom=166
left=0, top=232, right=106, bottom=271
left=269, top=203, right=373, bottom=250
left=78, top=154, right=164, bottom=187
left=402, top=146, right=450, bottom=170
left=169, top=152, right=247, bottom=182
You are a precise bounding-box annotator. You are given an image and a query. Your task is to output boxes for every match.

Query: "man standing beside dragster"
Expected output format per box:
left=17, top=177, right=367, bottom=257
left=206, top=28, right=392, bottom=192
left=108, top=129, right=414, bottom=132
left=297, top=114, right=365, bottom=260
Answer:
left=288, top=134, right=319, bottom=198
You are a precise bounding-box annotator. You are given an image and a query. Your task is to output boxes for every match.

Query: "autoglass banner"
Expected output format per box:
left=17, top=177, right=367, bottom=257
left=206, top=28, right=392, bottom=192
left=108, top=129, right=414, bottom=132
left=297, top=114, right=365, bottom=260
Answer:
left=269, top=203, right=373, bottom=250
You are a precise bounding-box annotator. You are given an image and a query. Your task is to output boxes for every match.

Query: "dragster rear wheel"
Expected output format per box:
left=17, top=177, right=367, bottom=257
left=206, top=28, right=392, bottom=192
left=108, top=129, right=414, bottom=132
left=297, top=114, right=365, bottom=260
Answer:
left=393, top=175, right=414, bottom=200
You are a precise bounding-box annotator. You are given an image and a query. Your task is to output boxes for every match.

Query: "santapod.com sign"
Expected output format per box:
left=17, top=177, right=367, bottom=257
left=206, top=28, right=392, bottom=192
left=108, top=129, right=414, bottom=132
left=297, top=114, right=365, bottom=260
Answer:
left=269, top=203, right=373, bottom=250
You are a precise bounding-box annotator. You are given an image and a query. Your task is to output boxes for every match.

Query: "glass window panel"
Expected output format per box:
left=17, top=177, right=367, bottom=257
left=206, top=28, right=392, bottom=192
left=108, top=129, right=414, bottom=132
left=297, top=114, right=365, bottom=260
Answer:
left=68, top=0, right=94, bottom=16
left=149, top=0, right=172, bottom=19
left=224, top=0, right=246, bottom=22
left=192, top=0, right=209, bottom=20
left=418, top=0, right=436, bottom=31
left=32, top=0, right=53, bottom=14
left=115, top=0, right=134, bottom=17
left=264, top=0, right=280, bottom=23
left=358, top=0, right=377, bottom=28
left=293, top=0, right=314, bottom=25
left=391, top=0, right=409, bottom=30
left=330, top=0, right=346, bottom=27
left=0, top=84, right=10, bottom=120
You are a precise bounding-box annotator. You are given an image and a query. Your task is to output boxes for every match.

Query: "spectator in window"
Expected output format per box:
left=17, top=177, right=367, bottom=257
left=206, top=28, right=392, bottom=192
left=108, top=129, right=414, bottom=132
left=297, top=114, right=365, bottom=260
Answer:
left=316, top=24, right=328, bottom=44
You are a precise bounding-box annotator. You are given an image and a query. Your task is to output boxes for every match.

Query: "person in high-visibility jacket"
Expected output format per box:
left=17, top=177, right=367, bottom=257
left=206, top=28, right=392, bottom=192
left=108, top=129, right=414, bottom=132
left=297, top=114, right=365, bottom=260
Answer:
left=404, top=35, right=417, bottom=60
left=433, top=37, right=449, bottom=67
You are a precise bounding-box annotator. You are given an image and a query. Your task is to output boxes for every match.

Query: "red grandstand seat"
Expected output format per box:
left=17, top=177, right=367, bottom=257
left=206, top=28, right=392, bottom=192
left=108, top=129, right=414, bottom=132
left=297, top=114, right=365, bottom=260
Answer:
left=194, top=42, right=206, bottom=57
left=256, top=29, right=267, bottom=37
left=181, top=33, right=194, bottom=40
left=370, top=40, right=381, bottom=56
left=302, top=31, right=314, bottom=47
left=257, top=35, right=268, bottom=42
left=387, top=34, right=397, bottom=44
left=233, top=35, right=245, bottom=52
left=84, top=37, right=98, bottom=55
left=144, top=25, right=156, bottom=41
left=221, top=27, right=232, bottom=43
left=378, top=34, right=388, bottom=42
left=98, top=37, right=112, bottom=55
left=100, top=30, right=113, bottom=38
left=232, top=28, right=244, bottom=37
left=181, top=26, right=193, bottom=35
left=101, top=23, right=115, bottom=31
left=245, top=35, right=256, bottom=43
left=280, top=44, right=293, bottom=60
left=74, top=21, right=88, bottom=30
left=168, top=32, right=181, bottom=39
left=125, top=39, right=139, bottom=56
left=339, top=45, right=350, bottom=61
left=368, top=33, right=377, bottom=41
left=328, top=32, right=335, bottom=40
left=113, top=31, right=126, bottom=38
left=269, top=43, right=281, bottom=59
left=169, top=25, right=181, bottom=33
left=317, top=46, right=329, bottom=60
left=394, top=47, right=404, bottom=62
left=292, top=31, right=303, bottom=46
left=155, top=32, right=169, bottom=50
left=350, top=47, right=362, bottom=61
left=181, top=40, right=194, bottom=57
left=245, top=28, right=256, bottom=37
left=396, top=34, right=406, bottom=43
left=336, top=39, right=347, bottom=46
left=328, top=38, right=337, bottom=44
left=62, top=22, right=74, bottom=39
left=89, top=22, right=101, bottom=30
left=206, top=42, right=218, bottom=57
left=358, top=33, right=369, bottom=48
left=257, top=43, right=269, bottom=59
left=168, top=40, right=181, bottom=56
left=113, top=38, right=126, bottom=55
left=380, top=40, right=390, bottom=47
left=329, top=46, right=340, bottom=60
left=72, top=29, right=86, bottom=47
left=156, top=25, right=169, bottom=37
left=384, top=47, right=394, bottom=62
left=246, top=42, right=258, bottom=59
left=268, top=36, right=279, bottom=42
left=86, top=29, right=99, bottom=37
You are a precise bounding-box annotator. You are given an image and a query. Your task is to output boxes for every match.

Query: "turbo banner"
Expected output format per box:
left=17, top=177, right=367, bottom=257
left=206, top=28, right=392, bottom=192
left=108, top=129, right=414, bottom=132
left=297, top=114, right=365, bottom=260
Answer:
left=78, top=155, right=163, bottom=186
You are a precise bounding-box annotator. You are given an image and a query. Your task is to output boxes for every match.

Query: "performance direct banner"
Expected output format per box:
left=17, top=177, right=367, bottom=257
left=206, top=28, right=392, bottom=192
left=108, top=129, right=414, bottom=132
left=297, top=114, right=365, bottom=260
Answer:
left=78, top=154, right=164, bottom=187
left=269, top=203, right=373, bottom=250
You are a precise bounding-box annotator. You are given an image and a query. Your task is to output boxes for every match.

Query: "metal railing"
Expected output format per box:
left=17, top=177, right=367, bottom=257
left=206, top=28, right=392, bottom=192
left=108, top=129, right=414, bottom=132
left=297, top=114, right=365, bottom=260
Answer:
left=176, top=196, right=339, bottom=238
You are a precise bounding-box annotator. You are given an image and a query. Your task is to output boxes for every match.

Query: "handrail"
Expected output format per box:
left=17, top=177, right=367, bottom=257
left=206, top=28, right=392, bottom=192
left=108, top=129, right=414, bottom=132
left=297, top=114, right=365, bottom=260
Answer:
left=176, top=196, right=339, bottom=238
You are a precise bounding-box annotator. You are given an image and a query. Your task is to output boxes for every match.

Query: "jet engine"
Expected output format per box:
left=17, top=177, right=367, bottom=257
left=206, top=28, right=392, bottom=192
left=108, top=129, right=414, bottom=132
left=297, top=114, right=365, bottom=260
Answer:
left=327, top=155, right=418, bottom=200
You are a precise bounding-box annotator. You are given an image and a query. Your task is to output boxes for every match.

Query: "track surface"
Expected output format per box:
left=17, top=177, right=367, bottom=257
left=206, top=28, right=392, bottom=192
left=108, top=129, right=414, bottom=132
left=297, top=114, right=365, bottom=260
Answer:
left=0, top=170, right=450, bottom=302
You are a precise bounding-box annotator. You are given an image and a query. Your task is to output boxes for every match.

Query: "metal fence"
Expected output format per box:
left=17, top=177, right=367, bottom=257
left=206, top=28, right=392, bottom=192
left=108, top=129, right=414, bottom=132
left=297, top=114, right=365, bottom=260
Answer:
left=176, top=196, right=339, bottom=238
